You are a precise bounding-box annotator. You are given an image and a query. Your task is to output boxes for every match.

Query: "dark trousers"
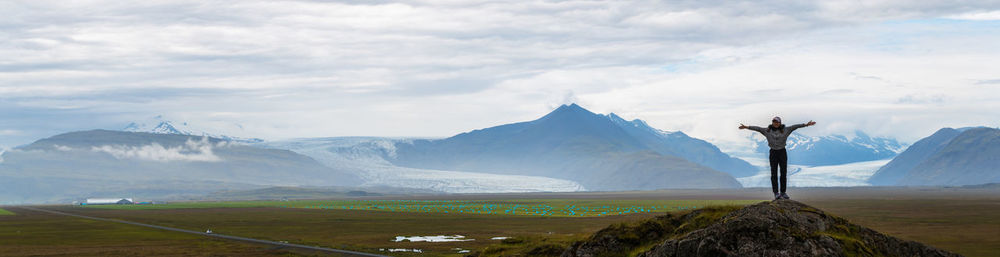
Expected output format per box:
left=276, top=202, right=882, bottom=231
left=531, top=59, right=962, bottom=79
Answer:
left=769, top=149, right=788, bottom=194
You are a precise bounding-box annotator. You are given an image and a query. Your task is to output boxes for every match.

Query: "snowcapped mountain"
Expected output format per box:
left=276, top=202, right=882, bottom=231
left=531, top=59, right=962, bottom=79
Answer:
left=752, top=131, right=906, bottom=166
left=123, top=115, right=263, bottom=143
left=123, top=120, right=190, bottom=135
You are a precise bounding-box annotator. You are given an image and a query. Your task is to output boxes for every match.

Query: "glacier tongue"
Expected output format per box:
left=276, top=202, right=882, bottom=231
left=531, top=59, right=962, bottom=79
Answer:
left=736, top=159, right=891, bottom=187
left=260, top=137, right=585, bottom=193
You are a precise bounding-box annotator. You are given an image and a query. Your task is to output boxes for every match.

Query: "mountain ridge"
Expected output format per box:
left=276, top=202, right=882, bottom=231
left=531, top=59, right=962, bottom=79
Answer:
left=869, top=127, right=999, bottom=186
left=605, top=112, right=757, bottom=177
left=868, top=128, right=964, bottom=185
left=894, top=127, right=1000, bottom=186
left=0, top=130, right=362, bottom=203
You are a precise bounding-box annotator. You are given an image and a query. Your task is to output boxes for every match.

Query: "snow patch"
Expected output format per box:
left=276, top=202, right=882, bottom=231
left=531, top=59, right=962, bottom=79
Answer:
left=381, top=248, right=423, bottom=253
left=394, top=235, right=474, bottom=242
left=491, top=237, right=511, bottom=240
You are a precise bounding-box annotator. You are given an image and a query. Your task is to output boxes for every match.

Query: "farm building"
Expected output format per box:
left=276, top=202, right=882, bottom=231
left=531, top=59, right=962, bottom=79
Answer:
left=84, top=198, right=133, bottom=205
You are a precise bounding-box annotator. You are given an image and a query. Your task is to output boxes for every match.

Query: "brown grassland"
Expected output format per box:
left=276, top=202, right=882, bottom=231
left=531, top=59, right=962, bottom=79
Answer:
left=0, top=207, right=330, bottom=256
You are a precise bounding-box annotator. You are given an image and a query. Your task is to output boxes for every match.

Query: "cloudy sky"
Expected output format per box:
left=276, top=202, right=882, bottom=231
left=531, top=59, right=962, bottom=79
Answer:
left=2, top=0, right=999, bottom=153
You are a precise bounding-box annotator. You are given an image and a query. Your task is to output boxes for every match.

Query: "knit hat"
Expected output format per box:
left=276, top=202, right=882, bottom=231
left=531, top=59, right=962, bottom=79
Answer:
left=772, top=117, right=781, bottom=123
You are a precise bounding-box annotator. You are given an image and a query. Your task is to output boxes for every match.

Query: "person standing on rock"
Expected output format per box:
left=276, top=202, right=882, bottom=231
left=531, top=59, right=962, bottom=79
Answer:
left=739, top=117, right=816, bottom=200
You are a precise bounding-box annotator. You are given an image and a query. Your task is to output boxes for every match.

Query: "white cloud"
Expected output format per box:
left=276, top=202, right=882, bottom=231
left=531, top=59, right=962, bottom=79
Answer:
left=0, top=1, right=997, bottom=148
left=91, top=137, right=222, bottom=162
left=945, top=10, right=1000, bottom=20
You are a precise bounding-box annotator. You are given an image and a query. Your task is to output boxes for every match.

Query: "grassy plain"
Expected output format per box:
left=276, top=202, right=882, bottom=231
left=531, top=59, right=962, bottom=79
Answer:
left=0, top=207, right=333, bottom=256
left=802, top=198, right=1000, bottom=257
left=2, top=187, right=997, bottom=257
left=62, top=199, right=760, bottom=256
left=84, top=199, right=759, bottom=217
left=0, top=208, right=14, bottom=215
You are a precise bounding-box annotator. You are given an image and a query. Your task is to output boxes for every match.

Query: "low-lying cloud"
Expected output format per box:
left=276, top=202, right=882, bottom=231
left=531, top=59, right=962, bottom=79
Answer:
left=91, top=137, right=222, bottom=162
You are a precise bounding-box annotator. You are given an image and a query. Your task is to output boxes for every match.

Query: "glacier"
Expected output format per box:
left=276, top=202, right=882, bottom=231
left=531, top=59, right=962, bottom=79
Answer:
left=259, top=137, right=585, bottom=193
left=736, top=159, right=891, bottom=187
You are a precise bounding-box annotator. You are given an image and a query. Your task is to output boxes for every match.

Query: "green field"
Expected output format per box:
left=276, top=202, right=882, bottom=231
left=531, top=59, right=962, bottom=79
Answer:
left=0, top=208, right=14, bottom=215
left=84, top=199, right=761, bottom=217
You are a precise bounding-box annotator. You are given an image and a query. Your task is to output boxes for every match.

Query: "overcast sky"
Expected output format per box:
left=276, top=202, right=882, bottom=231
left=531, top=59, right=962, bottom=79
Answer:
left=2, top=1, right=999, bottom=152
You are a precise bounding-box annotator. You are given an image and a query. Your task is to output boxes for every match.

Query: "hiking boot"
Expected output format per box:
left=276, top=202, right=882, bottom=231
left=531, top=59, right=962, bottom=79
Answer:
left=780, top=193, right=790, bottom=199
left=774, top=193, right=781, bottom=200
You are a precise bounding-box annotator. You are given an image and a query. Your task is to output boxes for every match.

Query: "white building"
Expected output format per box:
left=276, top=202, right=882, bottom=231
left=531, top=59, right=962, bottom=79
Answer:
left=85, top=198, right=134, bottom=205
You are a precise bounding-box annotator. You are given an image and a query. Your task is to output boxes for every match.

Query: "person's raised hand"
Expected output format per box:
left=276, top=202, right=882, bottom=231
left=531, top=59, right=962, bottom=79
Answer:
left=807, top=120, right=816, bottom=126
left=739, top=123, right=748, bottom=130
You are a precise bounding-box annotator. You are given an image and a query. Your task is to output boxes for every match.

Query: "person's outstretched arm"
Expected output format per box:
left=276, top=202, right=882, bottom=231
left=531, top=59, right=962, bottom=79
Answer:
left=739, top=123, right=766, bottom=134
left=788, top=120, right=817, bottom=132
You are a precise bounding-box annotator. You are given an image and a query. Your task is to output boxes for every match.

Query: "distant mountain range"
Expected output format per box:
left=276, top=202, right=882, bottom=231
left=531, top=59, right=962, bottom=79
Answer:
left=385, top=104, right=748, bottom=190
left=752, top=131, right=906, bottom=166
left=0, top=130, right=360, bottom=204
left=869, top=127, right=1000, bottom=186
left=16, top=105, right=992, bottom=203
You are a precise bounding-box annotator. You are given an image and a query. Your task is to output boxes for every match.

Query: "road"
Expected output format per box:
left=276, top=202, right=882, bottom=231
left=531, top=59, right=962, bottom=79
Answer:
left=18, top=206, right=389, bottom=257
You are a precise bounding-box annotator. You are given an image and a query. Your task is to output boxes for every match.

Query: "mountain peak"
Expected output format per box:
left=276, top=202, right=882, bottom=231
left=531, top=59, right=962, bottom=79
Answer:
left=124, top=118, right=191, bottom=135
left=537, top=103, right=597, bottom=122
left=552, top=103, right=588, bottom=114
left=151, top=121, right=185, bottom=134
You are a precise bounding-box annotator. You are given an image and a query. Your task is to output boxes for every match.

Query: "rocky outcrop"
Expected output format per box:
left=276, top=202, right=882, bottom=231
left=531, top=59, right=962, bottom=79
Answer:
left=563, top=200, right=962, bottom=257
